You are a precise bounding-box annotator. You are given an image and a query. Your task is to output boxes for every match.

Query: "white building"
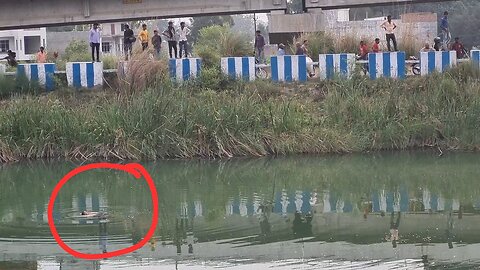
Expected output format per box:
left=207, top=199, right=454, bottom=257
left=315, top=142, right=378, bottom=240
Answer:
left=100, top=22, right=125, bottom=56
left=0, top=28, right=47, bottom=61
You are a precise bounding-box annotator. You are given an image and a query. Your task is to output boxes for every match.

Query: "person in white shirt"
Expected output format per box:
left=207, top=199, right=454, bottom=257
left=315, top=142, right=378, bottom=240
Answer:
left=380, top=15, right=398, bottom=52
left=178, top=22, right=191, bottom=58
left=89, top=23, right=101, bottom=62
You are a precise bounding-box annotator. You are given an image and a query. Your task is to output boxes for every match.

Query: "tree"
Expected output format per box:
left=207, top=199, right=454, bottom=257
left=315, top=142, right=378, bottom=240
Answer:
left=190, top=16, right=235, bottom=44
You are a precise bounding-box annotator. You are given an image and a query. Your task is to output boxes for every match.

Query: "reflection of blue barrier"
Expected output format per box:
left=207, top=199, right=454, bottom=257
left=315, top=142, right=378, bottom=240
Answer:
left=472, top=50, right=480, bottom=69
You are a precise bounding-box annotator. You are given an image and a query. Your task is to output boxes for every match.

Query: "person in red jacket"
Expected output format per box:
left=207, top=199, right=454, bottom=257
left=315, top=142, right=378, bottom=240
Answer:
left=372, top=38, right=381, bottom=53
left=450, top=37, right=465, bottom=59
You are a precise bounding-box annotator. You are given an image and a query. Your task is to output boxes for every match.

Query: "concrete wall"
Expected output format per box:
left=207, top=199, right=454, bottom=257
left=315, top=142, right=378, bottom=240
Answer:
left=325, top=13, right=438, bottom=51
left=46, top=31, right=88, bottom=55
left=0, top=28, right=46, bottom=61
left=306, top=0, right=455, bottom=10
left=0, top=0, right=287, bottom=30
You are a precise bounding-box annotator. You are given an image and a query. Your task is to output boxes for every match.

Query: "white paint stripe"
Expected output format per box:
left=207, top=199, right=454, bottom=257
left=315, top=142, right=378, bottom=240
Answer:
left=189, top=59, right=197, bottom=79
left=94, top=62, right=103, bottom=86
left=80, top=63, right=87, bottom=88
left=175, top=60, right=182, bottom=82
left=86, top=193, right=93, bottom=211
left=318, top=54, right=326, bottom=80
left=376, top=53, right=383, bottom=78
left=450, top=51, right=457, bottom=68
left=291, top=56, right=299, bottom=81
left=278, top=56, right=285, bottom=81
left=334, top=54, right=341, bottom=74
left=220, top=58, right=228, bottom=75
left=235, top=57, right=242, bottom=78
left=37, top=64, right=46, bottom=86
left=420, top=52, right=428, bottom=76
left=348, top=54, right=355, bottom=77
left=391, top=52, right=398, bottom=78
left=249, top=57, right=255, bottom=81
left=435, top=52, right=442, bottom=72
left=24, top=64, right=32, bottom=81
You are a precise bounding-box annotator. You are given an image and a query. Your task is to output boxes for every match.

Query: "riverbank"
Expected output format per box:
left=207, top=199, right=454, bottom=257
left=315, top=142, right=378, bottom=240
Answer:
left=0, top=64, right=479, bottom=162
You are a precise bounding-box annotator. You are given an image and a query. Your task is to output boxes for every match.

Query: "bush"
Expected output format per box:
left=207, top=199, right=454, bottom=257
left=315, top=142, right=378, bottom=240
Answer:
left=63, top=40, right=91, bottom=62
left=194, top=25, right=251, bottom=68
left=102, top=54, right=119, bottom=70
left=290, top=32, right=336, bottom=61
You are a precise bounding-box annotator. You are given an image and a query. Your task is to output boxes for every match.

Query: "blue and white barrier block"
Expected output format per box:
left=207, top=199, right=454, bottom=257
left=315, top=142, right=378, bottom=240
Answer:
left=318, top=53, right=356, bottom=80
left=66, top=62, right=103, bottom=88
left=420, top=51, right=456, bottom=75
left=368, top=52, right=406, bottom=79
left=221, top=57, right=255, bottom=81
left=271, top=55, right=307, bottom=82
left=471, top=50, right=480, bottom=69
left=169, top=58, right=202, bottom=82
left=17, top=63, right=56, bottom=91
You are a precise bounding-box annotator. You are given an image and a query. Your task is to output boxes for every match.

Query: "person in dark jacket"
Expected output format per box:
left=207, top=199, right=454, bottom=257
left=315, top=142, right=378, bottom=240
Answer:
left=152, top=29, right=162, bottom=59
left=254, top=30, right=265, bottom=64
left=123, top=24, right=135, bottom=60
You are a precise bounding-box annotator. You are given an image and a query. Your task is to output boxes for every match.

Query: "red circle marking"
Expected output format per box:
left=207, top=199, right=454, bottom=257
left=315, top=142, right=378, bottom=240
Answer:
left=47, top=163, right=159, bottom=260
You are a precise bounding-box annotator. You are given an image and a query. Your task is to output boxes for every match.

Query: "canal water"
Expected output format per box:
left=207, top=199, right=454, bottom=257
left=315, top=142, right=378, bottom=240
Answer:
left=1, top=152, right=480, bottom=269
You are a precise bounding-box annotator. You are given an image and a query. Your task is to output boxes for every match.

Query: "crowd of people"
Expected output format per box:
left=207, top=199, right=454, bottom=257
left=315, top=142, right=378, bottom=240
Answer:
left=355, top=11, right=467, bottom=62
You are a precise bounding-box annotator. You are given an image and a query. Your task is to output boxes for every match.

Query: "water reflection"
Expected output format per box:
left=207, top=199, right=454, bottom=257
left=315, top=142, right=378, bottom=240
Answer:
left=1, top=152, right=480, bottom=269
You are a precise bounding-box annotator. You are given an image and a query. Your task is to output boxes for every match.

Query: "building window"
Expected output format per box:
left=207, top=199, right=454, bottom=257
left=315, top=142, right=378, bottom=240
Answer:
left=102, top=42, right=111, bottom=53
left=0, top=40, right=9, bottom=53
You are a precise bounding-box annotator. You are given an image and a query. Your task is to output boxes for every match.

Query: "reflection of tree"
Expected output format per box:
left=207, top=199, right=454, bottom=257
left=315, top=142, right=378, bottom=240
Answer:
left=446, top=211, right=454, bottom=249
left=388, top=212, right=401, bottom=248
left=99, top=221, right=108, bottom=254
left=258, top=203, right=273, bottom=242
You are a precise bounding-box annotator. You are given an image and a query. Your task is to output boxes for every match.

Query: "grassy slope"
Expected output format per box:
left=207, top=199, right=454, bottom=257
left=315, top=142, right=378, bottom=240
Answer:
left=0, top=64, right=479, bottom=162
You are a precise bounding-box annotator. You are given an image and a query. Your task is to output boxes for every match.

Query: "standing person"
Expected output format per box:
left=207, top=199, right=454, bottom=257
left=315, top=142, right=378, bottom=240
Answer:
left=372, top=38, right=381, bottom=53
left=451, top=37, right=465, bottom=59
left=277, top=43, right=286, bottom=56
left=440, top=11, right=451, bottom=50
left=420, top=42, right=434, bottom=52
left=381, top=15, right=398, bottom=52
left=254, top=30, right=265, bottom=64
left=178, top=22, right=191, bottom=58
left=163, top=21, right=177, bottom=59
left=89, top=23, right=101, bottom=62
left=152, top=29, right=162, bottom=59
left=123, top=24, right=135, bottom=60
left=357, top=41, right=369, bottom=75
left=138, top=24, right=149, bottom=51
left=295, top=42, right=304, bottom=55
left=36, top=46, right=47, bottom=63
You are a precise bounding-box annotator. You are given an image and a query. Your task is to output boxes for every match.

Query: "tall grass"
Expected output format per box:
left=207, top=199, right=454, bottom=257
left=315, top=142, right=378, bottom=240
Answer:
left=0, top=64, right=479, bottom=162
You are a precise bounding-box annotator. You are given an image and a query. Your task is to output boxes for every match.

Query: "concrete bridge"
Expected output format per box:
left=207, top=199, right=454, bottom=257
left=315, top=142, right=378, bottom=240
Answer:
left=0, top=0, right=457, bottom=30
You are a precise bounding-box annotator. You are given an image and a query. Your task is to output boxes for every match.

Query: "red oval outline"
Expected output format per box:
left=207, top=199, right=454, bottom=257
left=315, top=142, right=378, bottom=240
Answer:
left=47, top=163, right=159, bottom=260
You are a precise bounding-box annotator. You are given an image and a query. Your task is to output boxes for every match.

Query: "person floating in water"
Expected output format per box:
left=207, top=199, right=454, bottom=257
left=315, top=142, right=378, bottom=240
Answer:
left=80, top=211, right=107, bottom=218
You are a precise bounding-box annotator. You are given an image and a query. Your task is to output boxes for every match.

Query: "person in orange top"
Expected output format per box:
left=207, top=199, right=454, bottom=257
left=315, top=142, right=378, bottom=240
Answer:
left=138, top=23, right=149, bottom=51
left=372, top=38, right=381, bottom=53
left=37, top=46, right=47, bottom=63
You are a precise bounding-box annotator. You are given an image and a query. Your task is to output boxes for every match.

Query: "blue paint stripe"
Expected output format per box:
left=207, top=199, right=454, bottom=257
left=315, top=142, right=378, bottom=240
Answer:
left=386, top=192, right=394, bottom=212
left=400, top=187, right=409, bottom=212
left=72, top=63, right=81, bottom=88
left=169, top=59, right=176, bottom=79
left=298, top=55, right=307, bottom=82
left=339, top=54, right=348, bottom=77
left=284, top=56, right=292, bottom=82
left=44, top=64, right=55, bottom=91
left=241, top=57, right=250, bottom=81
left=30, top=64, right=39, bottom=82
left=383, top=52, right=391, bottom=78
left=86, top=63, right=94, bottom=88
left=16, top=65, right=25, bottom=77
left=442, top=51, right=450, bottom=72
left=227, top=58, right=236, bottom=79
left=182, top=59, right=190, bottom=81
left=473, top=51, right=480, bottom=67
left=428, top=52, right=435, bottom=73
left=397, top=52, right=406, bottom=79
left=271, top=57, right=279, bottom=82
left=196, top=59, right=201, bottom=77
left=326, top=54, right=334, bottom=79
left=369, top=53, right=376, bottom=80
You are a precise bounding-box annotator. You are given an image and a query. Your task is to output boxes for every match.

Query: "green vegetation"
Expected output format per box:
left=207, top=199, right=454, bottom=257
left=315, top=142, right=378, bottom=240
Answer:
left=194, top=25, right=252, bottom=68
left=0, top=63, right=479, bottom=162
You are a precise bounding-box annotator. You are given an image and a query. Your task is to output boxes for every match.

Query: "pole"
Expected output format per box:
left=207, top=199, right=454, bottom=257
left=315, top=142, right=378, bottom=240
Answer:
left=253, top=13, right=257, bottom=33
